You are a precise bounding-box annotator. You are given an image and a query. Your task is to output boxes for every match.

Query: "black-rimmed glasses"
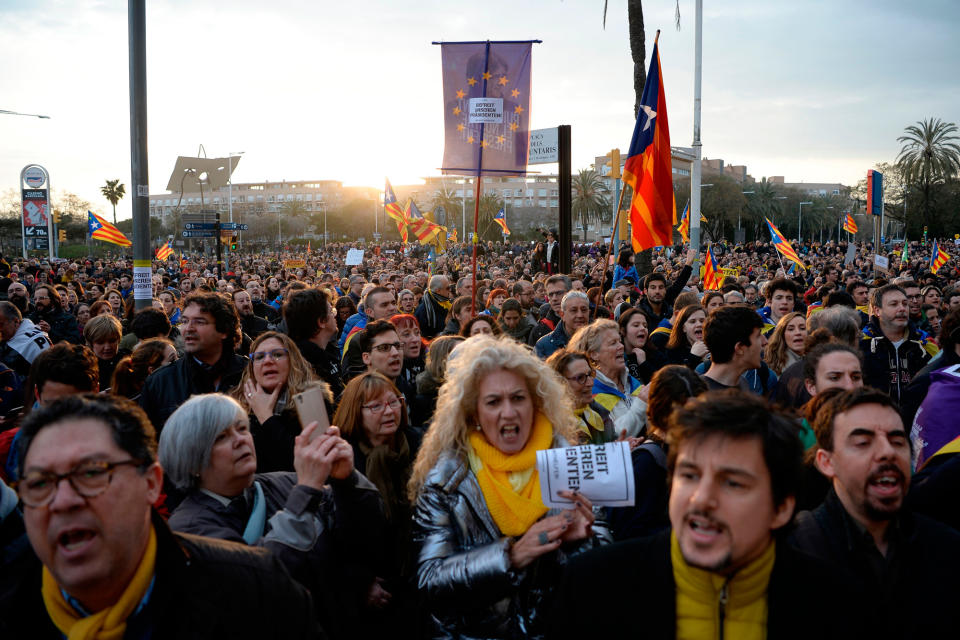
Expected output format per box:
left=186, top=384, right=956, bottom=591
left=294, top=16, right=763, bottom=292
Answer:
left=18, top=459, right=144, bottom=507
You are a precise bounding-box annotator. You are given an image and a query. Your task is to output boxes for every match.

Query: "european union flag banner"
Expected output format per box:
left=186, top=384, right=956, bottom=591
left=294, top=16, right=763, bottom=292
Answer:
left=440, top=41, right=533, bottom=176
left=622, top=38, right=675, bottom=252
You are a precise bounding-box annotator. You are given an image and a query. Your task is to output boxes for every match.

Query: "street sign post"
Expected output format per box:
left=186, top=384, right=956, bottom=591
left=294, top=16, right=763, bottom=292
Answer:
left=183, top=222, right=218, bottom=230
left=182, top=230, right=216, bottom=238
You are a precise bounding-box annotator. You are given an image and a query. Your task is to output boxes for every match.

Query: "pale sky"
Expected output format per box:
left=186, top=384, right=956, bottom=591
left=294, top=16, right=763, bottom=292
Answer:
left=1, top=0, right=957, bottom=221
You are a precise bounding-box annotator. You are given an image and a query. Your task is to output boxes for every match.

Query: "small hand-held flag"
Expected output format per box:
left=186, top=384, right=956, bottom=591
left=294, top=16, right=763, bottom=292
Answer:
left=622, top=33, right=675, bottom=252
left=765, top=217, right=805, bottom=270
left=677, top=200, right=690, bottom=242
left=702, top=243, right=722, bottom=291
left=931, top=240, right=949, bottom=274
left=902, top=238, right=910, bottom=264
left=384, top=179, right=408, bottom=243
left=88, top=211, right=131, bottom=247
left=843, top=213, right=858, bottom=234
left=493, top=208, right=510, bottom=235
left=155, top=240, right=173, bottom=260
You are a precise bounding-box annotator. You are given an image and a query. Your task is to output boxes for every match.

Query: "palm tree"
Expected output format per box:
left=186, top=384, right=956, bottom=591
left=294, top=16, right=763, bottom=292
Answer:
left=573, top=169, right=611, bottom=241
left=745, top=178, right=785, bottom=242
left=100, top=179, right=126, bottom=225
left=896, top=118, right=960, bottom=232
left=431, top=186, right=464, bottom=231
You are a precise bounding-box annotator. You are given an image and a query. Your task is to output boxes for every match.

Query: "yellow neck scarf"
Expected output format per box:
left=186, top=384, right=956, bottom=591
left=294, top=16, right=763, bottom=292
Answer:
left=671, top=532, right=775, bottom=640
left=468, top=412, right=553, bottom=536
left=42, top=526, right=158, bottom=640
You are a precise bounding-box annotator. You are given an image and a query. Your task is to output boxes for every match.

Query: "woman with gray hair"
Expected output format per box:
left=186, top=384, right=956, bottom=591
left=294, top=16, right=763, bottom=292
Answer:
left=568, top=319, right=648, bottom=439
left=408, top=336, right=612, bottom=639
left=158, top=393, right=385, bottom=634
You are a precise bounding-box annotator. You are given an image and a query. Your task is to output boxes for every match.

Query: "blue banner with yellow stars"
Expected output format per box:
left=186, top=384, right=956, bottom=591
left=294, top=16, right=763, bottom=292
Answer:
left=439, top=41, right=534, bottom=176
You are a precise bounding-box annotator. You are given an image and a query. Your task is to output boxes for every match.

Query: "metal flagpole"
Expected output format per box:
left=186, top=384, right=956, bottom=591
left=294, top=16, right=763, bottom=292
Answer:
left=689, top=6, right=703, bottom=274
left=469, top=41, right=492, bottom=316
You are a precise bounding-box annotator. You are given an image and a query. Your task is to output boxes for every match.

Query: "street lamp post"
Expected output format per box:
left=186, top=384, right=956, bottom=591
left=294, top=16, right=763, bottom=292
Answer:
left=798, top=201, right=813, bottom=241
left=225, top=152, right=244, bottom=272
left=740, top=190, right=755, bottom=231
left=322, top=202, right=327, bottom=247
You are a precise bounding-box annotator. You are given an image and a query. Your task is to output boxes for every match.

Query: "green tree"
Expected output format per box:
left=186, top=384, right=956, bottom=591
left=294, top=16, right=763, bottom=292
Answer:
left=431, top=187, right=465, bottom=231
left=100, top=179, right=126, bottom=225
left=896, top=118, right=960, bottom=235
left=572, top=169, right=611, bottom=241
left=464, top=193, right=504, bottom=241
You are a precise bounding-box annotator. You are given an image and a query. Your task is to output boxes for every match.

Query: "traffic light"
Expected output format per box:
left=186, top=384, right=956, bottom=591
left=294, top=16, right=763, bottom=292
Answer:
left=53, top=210, right=62, bottom=224
left=606, top=148, right=621, bottom=180
left=58, top=229, right=66, bottom=242
left=230, top=243, right=237, bottom=251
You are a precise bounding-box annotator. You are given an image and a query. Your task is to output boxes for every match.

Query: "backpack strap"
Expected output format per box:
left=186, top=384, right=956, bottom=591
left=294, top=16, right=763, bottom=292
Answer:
left=637, top=441, right=668, bottom=469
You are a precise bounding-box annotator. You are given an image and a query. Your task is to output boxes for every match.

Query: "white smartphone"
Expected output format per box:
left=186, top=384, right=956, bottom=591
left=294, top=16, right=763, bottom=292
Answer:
left=293, top=386, right=330, bottom=441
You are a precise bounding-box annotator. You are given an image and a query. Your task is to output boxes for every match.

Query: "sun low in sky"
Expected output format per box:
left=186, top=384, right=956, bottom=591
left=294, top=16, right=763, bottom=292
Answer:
left=1, top=0, right=956, bottom=221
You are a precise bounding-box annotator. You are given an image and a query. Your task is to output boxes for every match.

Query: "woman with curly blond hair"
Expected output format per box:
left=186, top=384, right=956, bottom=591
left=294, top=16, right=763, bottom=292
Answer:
left=764, top=311, right=807, bottom=376
left=233, top=331, right=330, bottom=472
left=409, top=336, right=612, bottom=639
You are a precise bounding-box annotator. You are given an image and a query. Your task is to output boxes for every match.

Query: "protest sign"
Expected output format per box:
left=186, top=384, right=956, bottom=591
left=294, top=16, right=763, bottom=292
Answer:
left=874, top=254, right=889, bottom=270
left=346, top=249, right=364, bottom=265
left=536, top=442, right=635, bottom=509
left=283, top=260, right=306, bottom=269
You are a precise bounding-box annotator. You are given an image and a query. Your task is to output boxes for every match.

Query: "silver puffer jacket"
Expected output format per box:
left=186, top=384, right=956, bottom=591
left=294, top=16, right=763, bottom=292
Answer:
left=412, top=440, right=614, bottom=639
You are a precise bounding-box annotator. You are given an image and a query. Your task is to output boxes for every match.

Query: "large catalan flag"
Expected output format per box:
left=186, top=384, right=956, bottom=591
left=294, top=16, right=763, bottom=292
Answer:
left=493, top=208, right=510, bottom=235
left=155, top=240, right=173, bottom=260
left=702, top=243, right=722, bottom=291
left=384, top=179, right=408, bottom=243
left=765, top=217, right=805, bottom=270
left=843, top=213, right=858, bottom=234
left=88, top=211, right=131, bottom=247
left=405, top=200, right=445, bottom=246
left=931, top=240, right=950, bottom=274
left=622, top=37, right=675, bottom=252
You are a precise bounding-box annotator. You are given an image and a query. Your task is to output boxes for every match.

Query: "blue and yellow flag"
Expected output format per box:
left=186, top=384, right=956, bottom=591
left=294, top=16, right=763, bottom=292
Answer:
left=622, top=36, right=675, bottom=252
left=440, top=42, right=533, bottom=176
left=493, top=208, right=510, bottom=235
left=931, top=240, right=950, bottom=274
left=843, top=213, right=858, bottom=234
left=155, top=240, right=173, bottom=260
left=88, top=211, right=131, bottom=247
left=765, top=217, right=805, bottom=270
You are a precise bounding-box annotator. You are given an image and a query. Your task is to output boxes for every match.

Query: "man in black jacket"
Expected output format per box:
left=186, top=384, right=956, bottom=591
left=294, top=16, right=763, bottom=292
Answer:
left=414, top=275, right=452, bottom=339
left=1, top=394, right=320, bottom=639
left=528, top=274, right=570, bottom=346
left=233, top=289, right=269, bottom=339
left=551, top=391, right=857, bottom=639
left=790, top=387, right=960, bottom=638
left=29, top=285, right=80, bottom=345
left=284, top=287, right=343, bottom=401
left=636, top=248, right=696, bottom=326
left=140, top=292, right=247, bottom=432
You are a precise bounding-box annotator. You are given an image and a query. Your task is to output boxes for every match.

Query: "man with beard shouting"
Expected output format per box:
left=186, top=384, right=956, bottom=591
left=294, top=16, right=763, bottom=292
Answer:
left=29, top=286, right=80, bottom=345
left=790, top=388, right=960, bottom=638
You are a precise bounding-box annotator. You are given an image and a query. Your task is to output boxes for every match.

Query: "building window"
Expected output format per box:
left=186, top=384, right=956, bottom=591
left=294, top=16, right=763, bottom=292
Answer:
left=538, top=199, right=547, bottom=208
left=833, top=189, right=840, bottom=195
left=514, top=199, right=523, bottom=207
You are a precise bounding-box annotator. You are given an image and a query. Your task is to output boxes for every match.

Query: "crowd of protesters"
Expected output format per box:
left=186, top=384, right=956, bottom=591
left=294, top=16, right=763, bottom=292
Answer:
left=1, top=230, right=959, bottom=638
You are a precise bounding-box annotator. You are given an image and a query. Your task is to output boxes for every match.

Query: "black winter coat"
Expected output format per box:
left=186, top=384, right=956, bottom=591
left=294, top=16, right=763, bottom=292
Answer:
left=139, top=349, right=248, bottom=432
left=789, top=489, right=960, bottom=638
left=0, top=512, right=322, bottom=640
left=550, top=530, right=859, bottom=640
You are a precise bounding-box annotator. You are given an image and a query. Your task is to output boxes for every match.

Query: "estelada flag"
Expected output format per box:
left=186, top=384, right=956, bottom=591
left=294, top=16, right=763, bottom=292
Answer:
left=622, top=37, right=675, bottom=252
left=843, top=213, right=858, bottom=234
left=439, top=41, right=533, bottom=176
left=703, top=243, right=722, bottom=291
left=88, top=211, right=131, bottom=247
left=493, top=208, right=510, bottom=235
left=384, top=179, right=408, bottom=243
left=405, top=200, right=444, bottom=246
left=155, top=240, right=173, bottom=260
left=931, top=240, right=950, bottom=274
left=765, top=217, right=806, bottom=270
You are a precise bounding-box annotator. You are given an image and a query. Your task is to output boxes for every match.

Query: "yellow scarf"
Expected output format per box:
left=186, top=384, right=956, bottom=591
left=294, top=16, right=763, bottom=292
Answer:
left=672, top=532, right=774, bottom=640
left=468, top=412, right=552, bottom=536
left=42, top=526, right=158, bottom=640
left=575, top=405, right=606, bottom=445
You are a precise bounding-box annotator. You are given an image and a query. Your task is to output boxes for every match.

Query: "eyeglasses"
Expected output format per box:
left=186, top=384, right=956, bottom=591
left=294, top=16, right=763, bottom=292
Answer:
left=249, top=348, right=289, bottom=363
left=18, top=459, right=143, bottom=508
left=565, top=370, right=596, bottom=386
left=370, top=342, right=403, bottom=354
left=362, top=397, right=402, bottom=413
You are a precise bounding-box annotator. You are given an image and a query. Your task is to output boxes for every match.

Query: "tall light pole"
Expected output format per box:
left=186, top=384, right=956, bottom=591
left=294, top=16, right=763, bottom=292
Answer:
left=798, top=201, right=813, bottom=241
left=689, top=0, right=704, bottom=265
left=739, top=190, right=754, bottom=231
left=322, top=201, right=327, bottom=247
left=225, top=152, right=243, bottom=272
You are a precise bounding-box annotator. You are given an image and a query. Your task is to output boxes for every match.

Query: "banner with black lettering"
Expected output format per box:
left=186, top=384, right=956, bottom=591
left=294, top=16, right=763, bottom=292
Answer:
left=536, top=442, right=635, bottom=509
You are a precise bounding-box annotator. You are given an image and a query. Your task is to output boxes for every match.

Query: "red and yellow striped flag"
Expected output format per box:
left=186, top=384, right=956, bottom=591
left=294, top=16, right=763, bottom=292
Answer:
left=87, top=211, right=131, bottom=247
